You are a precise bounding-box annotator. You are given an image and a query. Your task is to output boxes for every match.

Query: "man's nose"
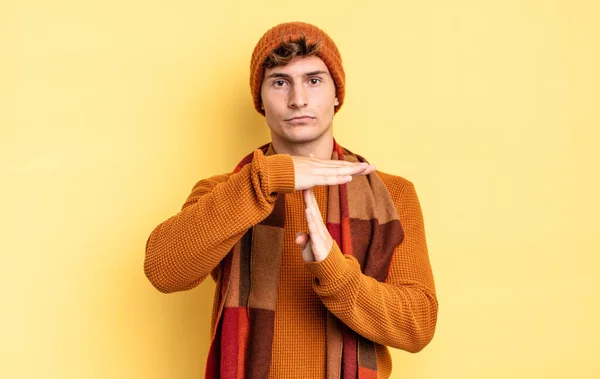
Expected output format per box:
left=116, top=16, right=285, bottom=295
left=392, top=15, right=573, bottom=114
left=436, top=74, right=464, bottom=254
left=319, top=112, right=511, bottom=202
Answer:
left=288, top=84, right=308, bottom=108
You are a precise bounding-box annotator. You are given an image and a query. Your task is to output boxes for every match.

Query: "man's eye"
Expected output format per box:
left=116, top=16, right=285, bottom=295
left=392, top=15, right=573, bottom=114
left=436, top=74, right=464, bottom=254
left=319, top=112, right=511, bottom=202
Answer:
left=309, top=78, right=321, bottom=85
left=274, top=80, right=286, bottom=87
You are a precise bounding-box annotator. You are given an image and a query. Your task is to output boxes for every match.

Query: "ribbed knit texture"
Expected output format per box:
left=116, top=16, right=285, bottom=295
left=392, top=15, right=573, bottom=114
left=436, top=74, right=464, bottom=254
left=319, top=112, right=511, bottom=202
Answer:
left=250, top=21, right=345, bottom=115
left=144, top=149, right=438, bottom=379
left=272, top=187, right=329, bottom=377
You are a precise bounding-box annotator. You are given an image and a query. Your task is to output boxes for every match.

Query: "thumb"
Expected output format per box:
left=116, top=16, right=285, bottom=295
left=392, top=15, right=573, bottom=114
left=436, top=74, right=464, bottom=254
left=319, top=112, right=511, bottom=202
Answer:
left=295, top=232, right=309, bottom=248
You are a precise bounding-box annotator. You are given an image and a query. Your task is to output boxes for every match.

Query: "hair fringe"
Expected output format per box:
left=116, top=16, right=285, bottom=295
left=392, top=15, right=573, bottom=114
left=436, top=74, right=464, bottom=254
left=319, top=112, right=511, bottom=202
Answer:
left=263, top=34, right=322, bottom=69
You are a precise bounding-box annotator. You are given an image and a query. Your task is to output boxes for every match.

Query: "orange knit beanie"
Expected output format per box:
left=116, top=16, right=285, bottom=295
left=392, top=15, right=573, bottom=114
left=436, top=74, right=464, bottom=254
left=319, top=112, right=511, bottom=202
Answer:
left=250, top=22, right=345, bottom=115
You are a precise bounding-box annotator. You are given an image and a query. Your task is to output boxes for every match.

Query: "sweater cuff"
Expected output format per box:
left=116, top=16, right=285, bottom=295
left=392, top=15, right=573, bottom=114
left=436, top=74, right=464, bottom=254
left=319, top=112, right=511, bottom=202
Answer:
left=304, top=242, right=349, bottom=285
left=265, top=154, right=295, bottom=194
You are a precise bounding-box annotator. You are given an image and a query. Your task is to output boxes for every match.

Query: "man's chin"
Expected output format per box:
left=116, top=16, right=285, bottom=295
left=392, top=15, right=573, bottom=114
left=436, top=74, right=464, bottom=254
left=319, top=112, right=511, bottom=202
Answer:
left=270, top=125, right=331, bottom=147
left=281, top=133, right=321, bottom=145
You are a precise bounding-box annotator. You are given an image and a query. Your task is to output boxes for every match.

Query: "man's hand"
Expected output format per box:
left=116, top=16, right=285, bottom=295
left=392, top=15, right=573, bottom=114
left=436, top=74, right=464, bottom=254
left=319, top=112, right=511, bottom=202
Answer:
left=295, top=188, right=334, bottom=262
left=292, top=156, right=375, bottom=191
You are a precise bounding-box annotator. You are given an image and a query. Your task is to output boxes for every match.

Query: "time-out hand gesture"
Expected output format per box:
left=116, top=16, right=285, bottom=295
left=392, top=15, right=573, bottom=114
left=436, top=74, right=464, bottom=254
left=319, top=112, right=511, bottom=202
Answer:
left=295, top=188, right=333, bottom=262
left=292, top=156, right=375, bottom=191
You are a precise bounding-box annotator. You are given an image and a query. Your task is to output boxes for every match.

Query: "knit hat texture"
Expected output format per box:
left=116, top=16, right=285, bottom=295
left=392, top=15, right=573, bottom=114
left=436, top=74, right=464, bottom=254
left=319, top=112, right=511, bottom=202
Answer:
left=250, top=22, right=345, bottom=115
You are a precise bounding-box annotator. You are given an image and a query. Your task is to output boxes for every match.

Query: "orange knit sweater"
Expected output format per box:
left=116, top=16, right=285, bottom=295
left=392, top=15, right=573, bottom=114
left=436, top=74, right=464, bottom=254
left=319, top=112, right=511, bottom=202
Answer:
left=144, top=149, right=438, bottom=378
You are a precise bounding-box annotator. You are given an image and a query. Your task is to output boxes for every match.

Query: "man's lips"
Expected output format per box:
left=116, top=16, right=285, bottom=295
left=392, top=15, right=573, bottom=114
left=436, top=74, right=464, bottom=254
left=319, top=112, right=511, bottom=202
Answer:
left=285, top=116, right=315, bottom=121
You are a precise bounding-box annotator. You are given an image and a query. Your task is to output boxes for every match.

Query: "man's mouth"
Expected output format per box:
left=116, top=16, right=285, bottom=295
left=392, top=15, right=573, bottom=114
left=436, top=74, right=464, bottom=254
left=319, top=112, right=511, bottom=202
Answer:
left=285, top=116, right=315, bottom=121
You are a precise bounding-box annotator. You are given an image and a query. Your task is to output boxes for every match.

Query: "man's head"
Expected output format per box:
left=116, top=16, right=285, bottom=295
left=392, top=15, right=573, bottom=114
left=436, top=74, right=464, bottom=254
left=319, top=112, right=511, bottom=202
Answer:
left=250, top=22, right=345, bottom=148
left=250, top=22, right=345, bottom=115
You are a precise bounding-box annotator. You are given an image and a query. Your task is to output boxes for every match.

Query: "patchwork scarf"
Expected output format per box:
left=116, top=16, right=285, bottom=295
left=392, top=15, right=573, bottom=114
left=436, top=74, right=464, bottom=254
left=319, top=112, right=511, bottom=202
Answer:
left=205, top=141, right=404, bottom=379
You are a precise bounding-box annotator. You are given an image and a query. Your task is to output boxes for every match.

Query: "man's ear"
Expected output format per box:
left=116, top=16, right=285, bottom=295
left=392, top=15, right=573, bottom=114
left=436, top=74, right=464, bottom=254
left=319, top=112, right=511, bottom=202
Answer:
left=334, top=97, right=339, bottom=107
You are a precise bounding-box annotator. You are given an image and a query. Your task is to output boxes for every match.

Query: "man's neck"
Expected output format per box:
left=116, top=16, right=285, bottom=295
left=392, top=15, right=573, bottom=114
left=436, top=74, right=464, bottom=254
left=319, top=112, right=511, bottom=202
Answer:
left=270, top=134, right=334, bottom=160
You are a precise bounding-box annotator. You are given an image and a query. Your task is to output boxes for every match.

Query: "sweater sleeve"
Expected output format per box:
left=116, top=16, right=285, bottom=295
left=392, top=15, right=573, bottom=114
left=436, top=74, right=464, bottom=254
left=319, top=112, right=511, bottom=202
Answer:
left=144, top=150, right=295, bottom=293
left=304, top=179, right=438, bottom=353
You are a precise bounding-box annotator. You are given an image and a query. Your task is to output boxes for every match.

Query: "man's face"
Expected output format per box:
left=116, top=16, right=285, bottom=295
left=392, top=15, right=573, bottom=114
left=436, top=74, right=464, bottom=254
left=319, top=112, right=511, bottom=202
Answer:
left=260, top=55, right=339, bottom=148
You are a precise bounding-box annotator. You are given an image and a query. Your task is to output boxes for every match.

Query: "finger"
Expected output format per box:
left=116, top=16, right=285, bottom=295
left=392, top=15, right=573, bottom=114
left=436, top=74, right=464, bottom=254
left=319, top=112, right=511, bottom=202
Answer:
left=308, top=158, right=365, bottom=168
left=311, top=163, right=369, bottom=175
left=361, top=164, right=377, bottom=175
left=302, top=238, right=314, bottom=262
left=349, top=162, right=377, bottom=176
left=305, top=205, right=329, bottom=257
left=303, top=188, right=314, bottom=214
left=352, top=163, right=376, bottom=175
left=295, top=232, right=309, bottom=247
left=298, top=153, right=370, bottom=169
left=323, top=175, right=352, bottom=187
left=305, top=206, right=317, bottom=236
left=310, top=191, right=328, bottom=237
left=315, top=175, right=352, bottom=187
left=304, top=188, right=319, bottom=212
left=304, top=189, right=326, bottom=237
left=307, top=187, right=319, bottom=214
left=303, top=188, right=315, bottom=212
left=303, top=191, right=320, bottom=234
left=311, top=168, right=368, bottom=183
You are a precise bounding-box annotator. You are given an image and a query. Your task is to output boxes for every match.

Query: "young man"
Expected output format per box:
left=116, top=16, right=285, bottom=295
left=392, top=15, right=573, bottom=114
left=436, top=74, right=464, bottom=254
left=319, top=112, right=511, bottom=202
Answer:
left=144, top=22, right=437, bottom=379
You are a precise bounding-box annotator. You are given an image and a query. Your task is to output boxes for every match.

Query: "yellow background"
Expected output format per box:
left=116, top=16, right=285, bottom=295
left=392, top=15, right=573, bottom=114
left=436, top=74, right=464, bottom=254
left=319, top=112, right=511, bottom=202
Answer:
left=1, top=0, right=599, bottom=378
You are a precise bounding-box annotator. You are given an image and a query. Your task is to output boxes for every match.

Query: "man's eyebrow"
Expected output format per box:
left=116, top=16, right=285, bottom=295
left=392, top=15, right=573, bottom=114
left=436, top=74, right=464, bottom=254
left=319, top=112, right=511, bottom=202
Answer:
left=265, top=70, right=329, bottom=79
left=265, top=73, right=291, bottom=79
left=305, top=70, right=328, bottom=76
